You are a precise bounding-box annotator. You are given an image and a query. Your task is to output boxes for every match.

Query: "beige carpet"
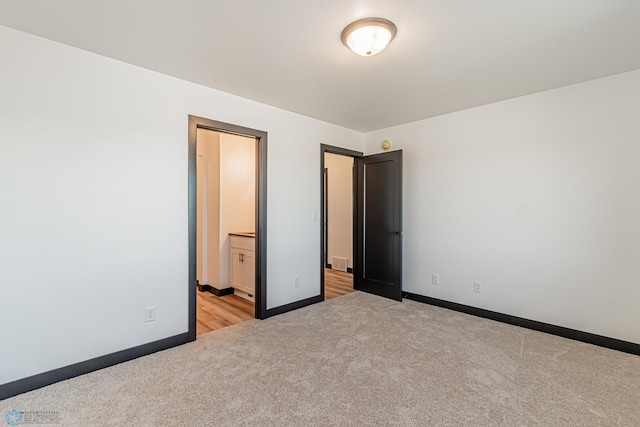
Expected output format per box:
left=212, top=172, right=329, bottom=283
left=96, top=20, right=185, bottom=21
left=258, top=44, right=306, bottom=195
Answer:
left=3, top=291, right=640, bottom=426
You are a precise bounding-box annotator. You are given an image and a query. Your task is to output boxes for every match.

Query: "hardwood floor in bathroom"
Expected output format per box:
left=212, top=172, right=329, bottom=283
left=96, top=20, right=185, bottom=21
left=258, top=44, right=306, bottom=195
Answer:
left=324, top=268, right=354, bottom=300
left=196, top=269, right=354, bottom=336
left=196, top=292, right=254, bottom=336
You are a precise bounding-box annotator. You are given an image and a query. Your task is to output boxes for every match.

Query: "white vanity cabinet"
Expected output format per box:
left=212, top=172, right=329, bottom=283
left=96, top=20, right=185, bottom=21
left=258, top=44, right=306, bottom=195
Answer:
left=229, top=234, right=255, bottom=301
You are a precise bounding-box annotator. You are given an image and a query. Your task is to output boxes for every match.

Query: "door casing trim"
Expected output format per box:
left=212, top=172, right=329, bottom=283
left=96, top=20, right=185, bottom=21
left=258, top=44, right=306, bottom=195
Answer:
left=188, top=115, right=268, bottom=328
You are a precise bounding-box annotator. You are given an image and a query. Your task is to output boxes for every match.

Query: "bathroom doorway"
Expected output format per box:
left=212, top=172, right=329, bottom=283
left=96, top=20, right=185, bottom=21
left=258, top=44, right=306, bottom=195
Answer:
left=188, top=116, right=267, bottom=340
left=196, top=129, right=255, bottom=335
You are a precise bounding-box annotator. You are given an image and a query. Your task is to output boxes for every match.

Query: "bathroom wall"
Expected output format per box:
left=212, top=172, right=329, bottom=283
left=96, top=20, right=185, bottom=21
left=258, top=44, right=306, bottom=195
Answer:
left=219, top=133, right=256, bottom=289
left=196, top=129, right=221, bottom=286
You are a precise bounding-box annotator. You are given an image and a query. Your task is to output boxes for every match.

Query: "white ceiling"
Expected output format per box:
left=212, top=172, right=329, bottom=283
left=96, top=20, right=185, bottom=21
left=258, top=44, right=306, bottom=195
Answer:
left=2, top=1, right=640, bottom=132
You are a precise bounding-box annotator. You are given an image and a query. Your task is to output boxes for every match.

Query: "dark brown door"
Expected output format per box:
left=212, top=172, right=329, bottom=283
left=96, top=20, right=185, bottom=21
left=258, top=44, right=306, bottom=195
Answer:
left=355, top=150, right=402, bottom=301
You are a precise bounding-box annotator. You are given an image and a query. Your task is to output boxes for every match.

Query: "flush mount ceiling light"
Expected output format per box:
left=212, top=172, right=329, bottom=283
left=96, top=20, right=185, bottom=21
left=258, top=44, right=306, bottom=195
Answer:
left=341, top=17, right=397, bottom=57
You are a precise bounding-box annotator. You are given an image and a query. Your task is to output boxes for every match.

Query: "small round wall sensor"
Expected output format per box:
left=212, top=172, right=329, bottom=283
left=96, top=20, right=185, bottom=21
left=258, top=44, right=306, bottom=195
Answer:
left=381, top=140, right=392, bottom=151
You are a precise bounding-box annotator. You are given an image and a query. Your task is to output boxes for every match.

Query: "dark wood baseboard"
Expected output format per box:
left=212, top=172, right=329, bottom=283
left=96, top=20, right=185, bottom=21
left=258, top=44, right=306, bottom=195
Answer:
left=403, top=292, right=640, bottom=357
left=0, top=333, right=191, bottom=400
left=198, top=284, right=234, bottom=297
left=263, top=295, right=323, bottom=318
left=210, top=286, right=234, bottom=296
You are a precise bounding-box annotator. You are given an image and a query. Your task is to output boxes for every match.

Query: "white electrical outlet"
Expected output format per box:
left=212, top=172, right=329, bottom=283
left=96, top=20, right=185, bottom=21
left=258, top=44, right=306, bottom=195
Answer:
left=311, top=211, right=318, bottom=222
left=145, top=306, right=156, bottom=322
left=293, top=276, right=300, bottom=287
left=431, top=274, right=440, bottom=285
left=473, top=281, right=482, bottom=293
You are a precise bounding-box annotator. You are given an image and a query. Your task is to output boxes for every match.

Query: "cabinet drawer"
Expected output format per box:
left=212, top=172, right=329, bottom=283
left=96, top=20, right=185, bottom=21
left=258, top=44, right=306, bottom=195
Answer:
left=230, top=235, right=255, bottom=251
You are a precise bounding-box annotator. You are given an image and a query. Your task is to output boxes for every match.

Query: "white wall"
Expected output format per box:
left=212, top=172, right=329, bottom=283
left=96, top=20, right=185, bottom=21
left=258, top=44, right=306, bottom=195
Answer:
left=219, top=133, right=256, bottom=289
left=325, top=153, right=353, bottom=269
left=0, top=25, right=362, bottom=385
left=364, top=70, right=640, bottom=345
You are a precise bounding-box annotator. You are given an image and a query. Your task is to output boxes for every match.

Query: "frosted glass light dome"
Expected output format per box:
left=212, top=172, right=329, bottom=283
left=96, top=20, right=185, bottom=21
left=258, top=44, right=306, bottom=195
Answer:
left=341, top=18, right=397, bottom=57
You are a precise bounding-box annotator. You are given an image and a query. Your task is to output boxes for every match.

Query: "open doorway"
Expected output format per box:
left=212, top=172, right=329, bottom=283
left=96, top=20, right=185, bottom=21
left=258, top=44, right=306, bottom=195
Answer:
left=195, top=129, right=256, bottom=335
left=188, top=116, right=267, bottom=341
left=320, top=145, right=362, bottom=300
left=320, top=144, right=404, bottom=302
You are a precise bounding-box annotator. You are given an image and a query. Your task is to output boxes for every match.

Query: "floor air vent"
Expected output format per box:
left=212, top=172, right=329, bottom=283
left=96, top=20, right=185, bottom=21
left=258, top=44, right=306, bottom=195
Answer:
left=332, top=257, right=348, bottom=272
